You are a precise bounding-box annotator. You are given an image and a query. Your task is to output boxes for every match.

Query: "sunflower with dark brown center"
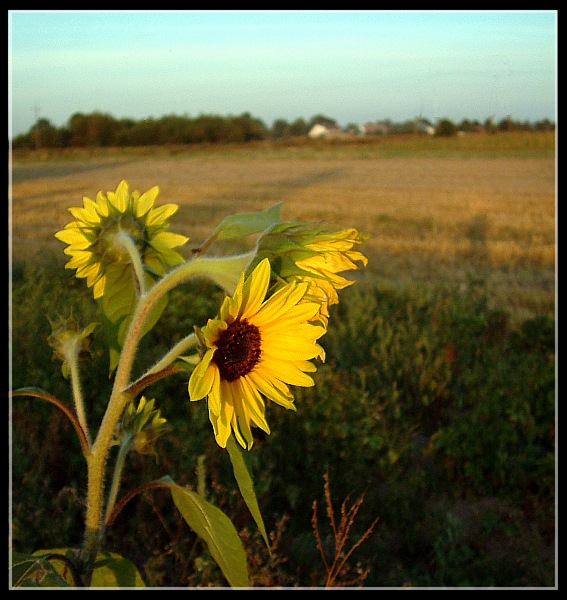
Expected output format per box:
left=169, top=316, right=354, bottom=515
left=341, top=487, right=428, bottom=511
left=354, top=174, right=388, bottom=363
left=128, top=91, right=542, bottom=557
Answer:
left=189, top=258, right=326, bottom=449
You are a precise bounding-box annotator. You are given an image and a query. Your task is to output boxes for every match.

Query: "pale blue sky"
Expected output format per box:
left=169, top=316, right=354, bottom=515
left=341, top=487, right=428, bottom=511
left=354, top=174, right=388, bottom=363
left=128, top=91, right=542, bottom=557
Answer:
left=8, top=10, right=557, bottom=138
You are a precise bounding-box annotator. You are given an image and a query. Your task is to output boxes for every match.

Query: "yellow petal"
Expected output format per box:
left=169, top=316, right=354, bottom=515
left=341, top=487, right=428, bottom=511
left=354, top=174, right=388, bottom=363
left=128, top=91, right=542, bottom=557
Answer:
left=92, top=276, right=107, bottom=299
left=151, top=231, right=189, bottom=249
left=202, top=318, right=228, bottom=347
left=207, top=364, right=222, bottom=416
left=95, top=191, right=110, bottom=217
left=54, top=227, right=88, bottom=246
left=261, top=334, right=325, bottom=361
left=145, top=203, right=178, bottom=227
left=258, top=302, right=321, bottom=333
left=111, top=180, right=129, bottom=212
left=258, top=357, right=316, bottom=387
left=188, top=349, right=216, bottom=400
left=212, top=380, right=235, bottom=447
left=236, top=377, right=269, bottom=433
left=231, top=391, right=255, bottom=448
left=65, top=251, right=92, bottom=269
left=135, top=185, right=159, bottom=217
left=247, top=365, right=296, bottom=407
left=82, top=197, right=103, bottom=222
left=240, top=258, right=270, bottom=319
left=252, top=281, right=308, bottom=326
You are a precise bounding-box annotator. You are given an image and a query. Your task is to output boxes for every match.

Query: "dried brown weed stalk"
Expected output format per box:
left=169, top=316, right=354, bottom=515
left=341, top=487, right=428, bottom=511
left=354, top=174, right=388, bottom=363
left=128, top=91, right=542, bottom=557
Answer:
left=311, top=470, right=379, bottom=587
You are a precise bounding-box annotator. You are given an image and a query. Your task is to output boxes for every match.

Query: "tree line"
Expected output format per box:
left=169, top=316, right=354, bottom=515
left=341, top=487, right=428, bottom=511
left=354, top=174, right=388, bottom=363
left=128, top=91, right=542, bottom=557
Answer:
left=11, top=110, right=555, bottom=150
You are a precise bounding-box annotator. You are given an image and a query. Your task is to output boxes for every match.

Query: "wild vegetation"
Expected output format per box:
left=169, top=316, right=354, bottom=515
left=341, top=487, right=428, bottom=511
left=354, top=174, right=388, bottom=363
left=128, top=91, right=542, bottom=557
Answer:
left=10, top=132, right=556, bottom=587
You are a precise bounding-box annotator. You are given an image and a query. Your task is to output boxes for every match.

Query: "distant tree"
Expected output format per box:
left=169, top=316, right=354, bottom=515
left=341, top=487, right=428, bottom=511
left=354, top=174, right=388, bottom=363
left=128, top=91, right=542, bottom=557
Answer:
left=272, top=118, right=290, bottom=139
left=155, top=114, right=189, bottom=144
left=434, top=118, right=458, bottom=137
left=484, top=117, right=496, bottom=135
left=67, top=111, right=117, bottom=146
left=308, top=114, right=337, bottom=129
left=31, top=118, right=54, bottom=149
left=288, top=118, right=308, bottom=137
left=345, top=122, right=364, bottom=135
left=498, top=117, right=515, bottom=132
left=11, top=132, right=32, bottom=150
left=458, top=119, right=478, bottom=133
left=68, top=113, right=89, bottom=146
left=393, top=119, right=417, bottom=134
left=231, top=112, right=267, bottom=141
left=10, top=110, right=554, bottom=149
left=88, top=112, right=117, bottom=146
left=534, top=118, right=555, bottom=132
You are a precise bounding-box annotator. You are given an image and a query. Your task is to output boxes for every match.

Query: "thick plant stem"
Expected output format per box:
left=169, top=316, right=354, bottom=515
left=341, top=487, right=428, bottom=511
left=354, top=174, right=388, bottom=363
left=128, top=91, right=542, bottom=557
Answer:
left=142, top=332, right=198, bottom=378
left=112, top=230, right=147, bottom=296
left=80, top=256, right=231, bottom=585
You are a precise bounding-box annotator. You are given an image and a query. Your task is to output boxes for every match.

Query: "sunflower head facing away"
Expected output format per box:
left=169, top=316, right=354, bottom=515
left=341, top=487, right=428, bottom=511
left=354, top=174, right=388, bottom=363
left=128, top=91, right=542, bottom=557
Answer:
left=255, top=224, right=368, bottom=326
left=189, top=258, right=326, bottom=449
left=54, top=180, right=189, bottom=299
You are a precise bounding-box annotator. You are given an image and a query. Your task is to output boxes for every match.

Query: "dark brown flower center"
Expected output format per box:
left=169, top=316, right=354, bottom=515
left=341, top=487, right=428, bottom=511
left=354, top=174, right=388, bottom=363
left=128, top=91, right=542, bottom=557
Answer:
left=213, top=319, right=261, bottom=382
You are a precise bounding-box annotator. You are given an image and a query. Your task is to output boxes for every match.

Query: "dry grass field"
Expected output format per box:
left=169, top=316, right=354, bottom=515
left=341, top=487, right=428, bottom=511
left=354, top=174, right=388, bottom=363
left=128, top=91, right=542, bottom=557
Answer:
left=10, top=136, right=556, bottom=323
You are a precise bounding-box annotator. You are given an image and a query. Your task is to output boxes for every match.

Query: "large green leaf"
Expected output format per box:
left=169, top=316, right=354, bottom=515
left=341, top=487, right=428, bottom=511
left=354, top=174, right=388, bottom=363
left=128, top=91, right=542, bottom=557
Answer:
left=89, top=551, right=146, bottom=587
left=100, top=268, right=169, bottom=375
left=211, top=203, right=282, bottom=241
left=161, top=476, right=249, bottom=588
left=11, top=552, right=70, bottom=587
left=226, top=435, right=269, bottom=549
left=24, top=548, right=145, bottom=588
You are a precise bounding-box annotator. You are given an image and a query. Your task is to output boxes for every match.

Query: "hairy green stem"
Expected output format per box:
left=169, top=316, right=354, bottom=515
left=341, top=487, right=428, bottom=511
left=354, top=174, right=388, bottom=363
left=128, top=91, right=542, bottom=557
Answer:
left=68, top=350, right=92, bottom=448
left=143, top=332, right=198, bottom=377
left=81, top=256, right=230, bottom=584
left=104, top=436, right=131, bottom=526
left=112, top=230, right=147, bottom=296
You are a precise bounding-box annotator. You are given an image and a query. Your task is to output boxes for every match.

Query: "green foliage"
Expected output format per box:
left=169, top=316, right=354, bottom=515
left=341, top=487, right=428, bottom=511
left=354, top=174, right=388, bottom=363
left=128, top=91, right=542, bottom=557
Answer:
left=10, top=110, right=555, bottom=149
left=226, top=436, right=269, bottom=549
left=11, top=261, right=555, bottom=587
left=11, top=548, right=146, bottom=587
left=165, top=477, right=250, bottom=587
left=435, top=118, right=458, bottom=137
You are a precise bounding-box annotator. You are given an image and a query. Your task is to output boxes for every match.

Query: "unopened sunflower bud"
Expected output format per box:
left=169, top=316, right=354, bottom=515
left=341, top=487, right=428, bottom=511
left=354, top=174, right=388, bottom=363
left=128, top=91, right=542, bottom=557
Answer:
left=112, top=396, right=168, bottom=458
left=47, top=316, right=97, bottom=379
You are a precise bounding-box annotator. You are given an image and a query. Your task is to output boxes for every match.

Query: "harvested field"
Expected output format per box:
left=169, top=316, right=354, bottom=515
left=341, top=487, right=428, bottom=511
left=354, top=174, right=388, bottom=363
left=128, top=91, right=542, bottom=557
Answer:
left=10, top=145, right=555, bottom=323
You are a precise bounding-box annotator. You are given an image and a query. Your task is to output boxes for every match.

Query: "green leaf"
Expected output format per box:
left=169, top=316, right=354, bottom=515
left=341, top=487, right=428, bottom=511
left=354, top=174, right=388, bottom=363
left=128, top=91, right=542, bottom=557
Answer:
left=89, top=551, right=146, bottom=587
left=11, top=552, right=70, bottom=587
left=226, top=435, right=270, bottom=549
left=160, top=476, right=249, bottom=588
left=211, top=203, right=282, bottom=241
left=11, top=386, right=52, bottom=396
left=28, top=548, right=145, bottom=588
left=99, top=270, right=169, bottom=376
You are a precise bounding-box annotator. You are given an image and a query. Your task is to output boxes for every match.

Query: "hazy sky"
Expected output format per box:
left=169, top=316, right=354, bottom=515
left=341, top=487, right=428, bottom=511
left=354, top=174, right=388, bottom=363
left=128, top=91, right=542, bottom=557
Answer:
left=8, top=9, right=557, bottom=138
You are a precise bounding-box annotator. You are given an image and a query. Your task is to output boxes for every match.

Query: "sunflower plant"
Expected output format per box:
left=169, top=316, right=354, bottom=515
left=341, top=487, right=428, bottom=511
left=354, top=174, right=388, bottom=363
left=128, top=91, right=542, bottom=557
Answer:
left=10, top=180, right=368, bottom=588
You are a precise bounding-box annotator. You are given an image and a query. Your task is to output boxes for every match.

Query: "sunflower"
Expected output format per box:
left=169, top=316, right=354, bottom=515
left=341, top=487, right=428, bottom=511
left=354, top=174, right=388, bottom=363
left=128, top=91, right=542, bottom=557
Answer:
left=292, top=228, right=367, bottom=325
left=54, top=180, right=188, bottom=299
left=188, top=258, right=326, bottom=449
left=255, top=225, right=368, bottom=326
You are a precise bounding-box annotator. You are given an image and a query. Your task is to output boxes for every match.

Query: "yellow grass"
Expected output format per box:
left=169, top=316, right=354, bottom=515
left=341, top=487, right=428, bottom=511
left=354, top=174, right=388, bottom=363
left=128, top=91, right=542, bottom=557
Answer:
left=10, top=140, right=556, bottom=323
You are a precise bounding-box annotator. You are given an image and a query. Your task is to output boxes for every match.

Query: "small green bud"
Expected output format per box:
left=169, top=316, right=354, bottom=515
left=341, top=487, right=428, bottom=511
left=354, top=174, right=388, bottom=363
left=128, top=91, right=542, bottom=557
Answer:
left=112, top=396, right=168, bottom=458
left=47, top=316, right=97, bottom=379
